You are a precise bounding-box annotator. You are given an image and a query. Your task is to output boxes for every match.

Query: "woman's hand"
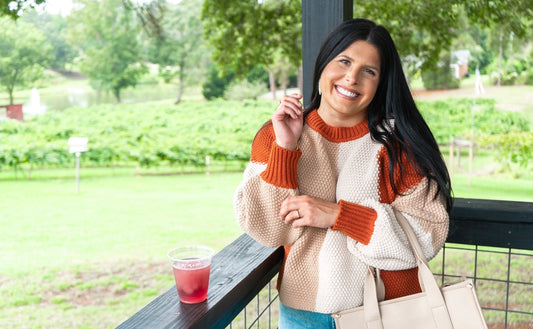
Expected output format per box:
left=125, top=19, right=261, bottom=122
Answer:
left=280, top=195, right=340, bottom=229
left=272, top=94, right=304, bottom=150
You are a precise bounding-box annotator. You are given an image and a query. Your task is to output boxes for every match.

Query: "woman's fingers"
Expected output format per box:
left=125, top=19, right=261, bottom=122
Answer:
left=275, top=94, right=303, bottom=119
left=280, top=195, right=340, bottom=229
left=272, top=94, right=304, bottom=150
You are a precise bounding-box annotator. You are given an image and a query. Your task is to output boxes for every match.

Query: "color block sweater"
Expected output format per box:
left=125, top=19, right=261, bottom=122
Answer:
left=233, top=109, right=449, bottom=314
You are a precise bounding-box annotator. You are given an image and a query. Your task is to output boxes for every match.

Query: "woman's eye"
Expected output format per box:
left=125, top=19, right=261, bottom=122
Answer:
left=364, top=68, right=376, bottom=76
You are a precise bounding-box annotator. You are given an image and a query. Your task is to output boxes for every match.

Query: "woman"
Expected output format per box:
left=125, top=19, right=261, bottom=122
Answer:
left=234, top=18, right=452, bottom=328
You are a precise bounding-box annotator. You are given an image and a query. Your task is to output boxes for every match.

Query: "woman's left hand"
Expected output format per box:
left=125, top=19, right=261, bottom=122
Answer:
left=280, top=195, right=340, bottom=229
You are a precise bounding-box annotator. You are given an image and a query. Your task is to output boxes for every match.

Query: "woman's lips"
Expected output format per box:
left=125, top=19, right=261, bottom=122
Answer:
left=335, top=85, right=360, bottom=98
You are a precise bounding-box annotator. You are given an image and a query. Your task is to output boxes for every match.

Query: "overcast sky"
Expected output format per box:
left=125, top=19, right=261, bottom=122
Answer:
left=38, top=0, right=181, bottom=16
left=38, top=0, right=74, bottom=16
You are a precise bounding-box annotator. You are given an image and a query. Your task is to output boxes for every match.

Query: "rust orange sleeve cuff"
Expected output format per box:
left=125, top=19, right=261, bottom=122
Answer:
left=331, top=200, right=377, bottom=245
left=260, top=142, right=302, bottom=189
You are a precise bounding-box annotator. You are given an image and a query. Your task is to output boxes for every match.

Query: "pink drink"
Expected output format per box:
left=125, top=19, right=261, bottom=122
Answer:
left=168, top=246, right=214, bottom=304
left=173, top=261, right=211, bottom=303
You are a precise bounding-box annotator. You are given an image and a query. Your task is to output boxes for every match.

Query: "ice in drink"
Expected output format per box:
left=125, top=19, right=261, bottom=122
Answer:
left=168, top=246, right=214, bottom=304
left=173, top=262, right=211, bottom=303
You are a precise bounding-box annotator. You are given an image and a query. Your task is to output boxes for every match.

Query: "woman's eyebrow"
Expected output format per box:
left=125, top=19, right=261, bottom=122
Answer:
left=338, top=54, right=380, bottom=72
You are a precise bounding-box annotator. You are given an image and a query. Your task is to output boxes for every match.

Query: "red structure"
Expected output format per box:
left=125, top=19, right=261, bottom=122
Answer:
left=5, top=104, right=24, bottom=121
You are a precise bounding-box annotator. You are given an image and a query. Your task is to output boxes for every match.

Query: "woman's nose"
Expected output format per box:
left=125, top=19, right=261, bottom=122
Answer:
left=344, top=67, right=359, bottom=84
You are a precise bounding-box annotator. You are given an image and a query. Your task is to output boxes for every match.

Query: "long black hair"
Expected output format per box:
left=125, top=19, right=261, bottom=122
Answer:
left=306, top=18, right=453, bottom=212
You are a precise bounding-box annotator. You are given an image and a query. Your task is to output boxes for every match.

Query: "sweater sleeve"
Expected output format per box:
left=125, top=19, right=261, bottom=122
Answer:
left=341, top=147, right=449, bottom=270
left=233, top=123, right=304, bottom=248
left=331, top=200, right=377, bottom=245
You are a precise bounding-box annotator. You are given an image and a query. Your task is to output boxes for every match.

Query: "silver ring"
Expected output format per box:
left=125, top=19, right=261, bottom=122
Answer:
left=296, top=210, right=300, bottom=218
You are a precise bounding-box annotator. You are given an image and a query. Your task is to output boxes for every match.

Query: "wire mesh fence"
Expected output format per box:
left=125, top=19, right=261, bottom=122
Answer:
left=430, top=244, right=533, bottom=329
left=226, top=277, right=280, bottom=329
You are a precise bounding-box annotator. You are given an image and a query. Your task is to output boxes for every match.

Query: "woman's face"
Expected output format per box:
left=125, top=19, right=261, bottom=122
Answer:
left=317, top=40, right=381, bottom=127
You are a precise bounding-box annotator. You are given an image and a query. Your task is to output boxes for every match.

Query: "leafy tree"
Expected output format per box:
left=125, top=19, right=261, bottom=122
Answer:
left=202, top=0, right=301, bottom=99
left=146, top=0, right=207, bottom=104
left=67, top=0, right=147, bottom=103
left=357, top=0, right=533, bottom=72
left=202, top=0, right=531, bottom=88
left=21, top=11, right=76, bottom=71
left=461, top=25, right=493, bottom=74
left=0, top=0, right=45, bottom=19
left=0, top=17, right=52, bottom=104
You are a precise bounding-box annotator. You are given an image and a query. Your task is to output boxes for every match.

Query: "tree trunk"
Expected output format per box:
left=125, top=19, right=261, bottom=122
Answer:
left=497, top=31, right=503, bottom=86
left=7, top=70, right=17, bottom=104
left=176, top=74, right=184, bottom=105
left=176, top=59, right=186, bottom=105
left=113, top=87, right=122, bottom=103
left=8, top=88, right=14, bottom=105
left=268, top=69, right=277, bottom=101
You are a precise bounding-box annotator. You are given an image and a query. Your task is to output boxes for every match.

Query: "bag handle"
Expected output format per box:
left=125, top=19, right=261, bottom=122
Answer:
left=363, top=209, right=454, bottom=329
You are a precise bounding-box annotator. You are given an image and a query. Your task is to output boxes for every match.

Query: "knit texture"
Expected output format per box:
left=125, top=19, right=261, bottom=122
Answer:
left=233, top=110, right=449, bottom=313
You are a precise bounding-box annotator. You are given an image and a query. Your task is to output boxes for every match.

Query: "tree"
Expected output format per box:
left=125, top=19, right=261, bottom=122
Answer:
left=357, top=0, right=533, bottom=73
left=68, top=0, right=147, bottom=103
left=202, top=0, right=301, bottom=99
left=0, top=17, right=52, bottom=104
left=202, top=0, right=532, bottom=90
left=146, top=0, right=207, bottom=104
left=0, top=0, right=45, bottom=19
left=22, top=11, right=77, bottom=71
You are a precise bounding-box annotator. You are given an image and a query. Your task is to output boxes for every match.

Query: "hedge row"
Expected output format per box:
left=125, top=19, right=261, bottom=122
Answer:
left=0, top=98, right=529, bottom=170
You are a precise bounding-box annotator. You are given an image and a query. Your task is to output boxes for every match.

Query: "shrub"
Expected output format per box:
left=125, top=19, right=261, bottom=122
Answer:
left=520, top=68, right=533, bottom=85
left=479, top=132, right=533, bottom=172
left=201, top=65, right=234, bottom=100
left=490, top=70, right=518, bottom=85
left=421, top=57, right=460, bottom=90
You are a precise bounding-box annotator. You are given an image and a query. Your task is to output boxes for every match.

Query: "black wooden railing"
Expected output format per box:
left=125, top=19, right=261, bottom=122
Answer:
left=116, top=198, right=533, bottom=329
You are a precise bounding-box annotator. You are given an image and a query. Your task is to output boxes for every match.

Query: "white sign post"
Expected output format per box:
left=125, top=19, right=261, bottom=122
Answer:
left=68, top=137, right=89, bottom=193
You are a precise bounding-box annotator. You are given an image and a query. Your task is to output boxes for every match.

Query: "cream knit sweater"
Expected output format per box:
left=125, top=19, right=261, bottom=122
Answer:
left=233, top=109, right=449, bottom=314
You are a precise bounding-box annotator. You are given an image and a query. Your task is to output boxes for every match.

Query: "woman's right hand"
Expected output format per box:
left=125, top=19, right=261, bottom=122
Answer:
left=272, top=93, right=304, bottom=150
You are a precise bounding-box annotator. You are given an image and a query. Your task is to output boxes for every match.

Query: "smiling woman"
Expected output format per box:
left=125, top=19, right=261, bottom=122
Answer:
left=233, top=18, right=453, bottom=328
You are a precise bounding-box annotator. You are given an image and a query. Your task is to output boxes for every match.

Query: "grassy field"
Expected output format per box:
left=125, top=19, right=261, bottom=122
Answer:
left=0, top=172, right=244, bottom=328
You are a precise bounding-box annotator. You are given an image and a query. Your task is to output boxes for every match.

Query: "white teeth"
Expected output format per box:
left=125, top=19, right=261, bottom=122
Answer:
left=336, top=86, right=358, bottom=98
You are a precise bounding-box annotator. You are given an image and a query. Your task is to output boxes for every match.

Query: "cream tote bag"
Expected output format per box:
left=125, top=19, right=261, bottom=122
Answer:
left=332, top=210, right=488, bottom=329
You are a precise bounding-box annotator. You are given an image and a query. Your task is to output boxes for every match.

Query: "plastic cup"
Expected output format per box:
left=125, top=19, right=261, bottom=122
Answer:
left=167, top=245, right=214, bottom=304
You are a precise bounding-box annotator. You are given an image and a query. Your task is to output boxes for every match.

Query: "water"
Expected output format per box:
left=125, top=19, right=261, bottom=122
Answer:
left=23, top=88, right=48, bottom=115
left=20, top=83, right=179, bottom=116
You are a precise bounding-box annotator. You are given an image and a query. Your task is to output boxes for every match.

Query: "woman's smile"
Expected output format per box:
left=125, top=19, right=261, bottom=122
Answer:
left=335, top=85, right=360, bottom=99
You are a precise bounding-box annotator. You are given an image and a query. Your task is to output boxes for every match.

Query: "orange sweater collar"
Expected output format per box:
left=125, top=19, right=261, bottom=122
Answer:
left=306, top=109, right=369, bottom=143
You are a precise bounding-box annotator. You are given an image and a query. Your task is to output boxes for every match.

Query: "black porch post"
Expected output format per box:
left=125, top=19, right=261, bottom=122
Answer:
left=302, top=0, right=353, bottom=107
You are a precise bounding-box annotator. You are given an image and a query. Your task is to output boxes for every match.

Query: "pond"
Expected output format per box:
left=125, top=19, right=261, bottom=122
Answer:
left=18, top=82, right=181, bottom=116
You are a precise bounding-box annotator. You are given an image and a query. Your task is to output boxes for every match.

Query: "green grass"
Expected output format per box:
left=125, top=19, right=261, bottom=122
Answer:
left=452, top=174, right=533, bottom=201
left=0, top=172, right=244, bottom=276
left=0, top=172, right=245, bottom=329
